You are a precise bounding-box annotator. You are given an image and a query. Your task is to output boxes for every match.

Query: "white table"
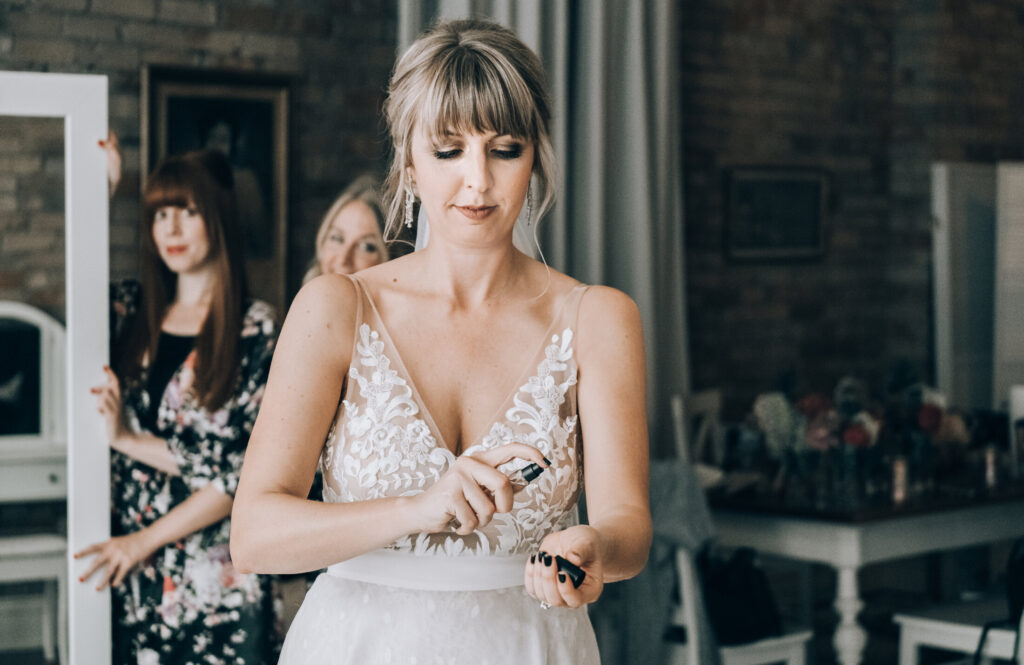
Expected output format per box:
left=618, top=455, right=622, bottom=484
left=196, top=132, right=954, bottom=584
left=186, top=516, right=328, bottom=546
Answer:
left=0, top=533, right=67, bottom=664
left=0, top=448, right=68, bottom=662
left=712, top=497, right=1024, bottom=665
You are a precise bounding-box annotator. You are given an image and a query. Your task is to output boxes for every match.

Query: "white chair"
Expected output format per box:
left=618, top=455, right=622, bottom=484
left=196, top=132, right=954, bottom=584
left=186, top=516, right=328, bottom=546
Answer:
left=671, top=390, right=724, bottom=465
left=0, top=534, right=67, bottom=664
left=667, top=548, right=813, bottom=665
left=672, top=390, right=729, bottom=490
left=0, top=302, right=68, bottom=664
left=894, top=596, right=1024, bottom=665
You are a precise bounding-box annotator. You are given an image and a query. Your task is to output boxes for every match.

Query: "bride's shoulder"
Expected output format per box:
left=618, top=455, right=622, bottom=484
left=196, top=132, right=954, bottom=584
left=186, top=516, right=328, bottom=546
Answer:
left=533, top=263, right=636, bottom=320
left=348, top=254, right=417, bottom=298
left=286, top=273, right=360, bottom=330
left=577, top=284, right=641, bottom=333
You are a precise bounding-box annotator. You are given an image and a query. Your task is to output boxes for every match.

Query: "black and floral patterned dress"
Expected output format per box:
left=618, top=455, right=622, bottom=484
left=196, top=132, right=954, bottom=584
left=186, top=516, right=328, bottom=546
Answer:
left=109, top=281, right=279, bottom=665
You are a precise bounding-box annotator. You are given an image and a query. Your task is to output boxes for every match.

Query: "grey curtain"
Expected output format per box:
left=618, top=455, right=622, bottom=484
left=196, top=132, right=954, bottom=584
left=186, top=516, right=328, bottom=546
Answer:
left=398, top=0, right=689, bottom=456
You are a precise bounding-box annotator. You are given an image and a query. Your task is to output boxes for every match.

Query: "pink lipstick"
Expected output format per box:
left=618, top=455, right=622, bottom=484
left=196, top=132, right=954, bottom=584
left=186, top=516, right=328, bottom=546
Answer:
left=455, top=205, right=496, bottom=220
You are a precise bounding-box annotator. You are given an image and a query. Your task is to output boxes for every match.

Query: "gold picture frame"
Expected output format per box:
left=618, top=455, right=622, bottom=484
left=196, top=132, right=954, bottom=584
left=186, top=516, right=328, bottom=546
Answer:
left=142, top=65, right=290, bottom=312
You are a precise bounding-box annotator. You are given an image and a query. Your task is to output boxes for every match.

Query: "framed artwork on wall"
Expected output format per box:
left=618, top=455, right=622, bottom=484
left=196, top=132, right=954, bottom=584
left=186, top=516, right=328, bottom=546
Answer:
left=142, top=65, right=290, bottom=312
left=724, top=167, right=828, bottom=261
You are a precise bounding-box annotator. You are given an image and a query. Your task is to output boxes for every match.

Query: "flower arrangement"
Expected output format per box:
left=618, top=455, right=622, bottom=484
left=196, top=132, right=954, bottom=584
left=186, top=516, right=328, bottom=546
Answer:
left=882, top=375, right=975, bottom=495
left=756, top=379, right=879, bottom=509
left=754, top=364, right=991, bottom=509
left=742, top=360, right=1001, bottom=510
left=751, top=375, right=881, bottom=459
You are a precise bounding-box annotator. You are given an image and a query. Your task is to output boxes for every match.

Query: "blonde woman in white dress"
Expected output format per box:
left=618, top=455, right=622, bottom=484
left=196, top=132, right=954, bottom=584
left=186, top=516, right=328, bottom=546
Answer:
left=231, top=18, right=651, bottom=664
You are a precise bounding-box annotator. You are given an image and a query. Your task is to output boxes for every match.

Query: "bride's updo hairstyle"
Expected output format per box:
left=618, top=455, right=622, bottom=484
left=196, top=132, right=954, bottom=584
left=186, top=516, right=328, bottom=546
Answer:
left=382, top=18, right=557, bottom=240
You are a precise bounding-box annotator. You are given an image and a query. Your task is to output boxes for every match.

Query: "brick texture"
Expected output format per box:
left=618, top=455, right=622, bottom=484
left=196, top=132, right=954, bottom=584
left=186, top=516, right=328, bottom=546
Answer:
left=0, top=0, right=397, bottom=307
left=0, top=117, right=65, bottom=322
left=5, top=0, right=1021, bottom=422
left=681, top=0, right=1024, bottom=418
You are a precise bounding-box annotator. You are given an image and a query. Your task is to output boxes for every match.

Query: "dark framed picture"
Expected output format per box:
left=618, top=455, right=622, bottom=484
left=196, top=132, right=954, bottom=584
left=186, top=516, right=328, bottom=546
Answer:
left=724, top=167, right=828, bottom=261
left=142, top=65, right=290, bottom=312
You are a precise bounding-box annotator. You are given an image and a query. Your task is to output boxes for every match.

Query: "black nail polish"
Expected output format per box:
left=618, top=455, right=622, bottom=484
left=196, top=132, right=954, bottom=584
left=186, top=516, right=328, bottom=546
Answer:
left=530, top=554, right=536, bottom=564
left=543, top=554, right=552, bottom=566
left=558, top=573, right=566, bottom=583
left=554, top=555, right=586, bottom=589
left=542, top=456, right=552, bottom=466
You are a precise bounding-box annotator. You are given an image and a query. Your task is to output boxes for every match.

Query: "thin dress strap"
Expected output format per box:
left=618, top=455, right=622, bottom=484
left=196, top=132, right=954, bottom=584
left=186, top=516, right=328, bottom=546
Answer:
left=341, top=274, right=367, bottom=383
left=567, top=283, right=591, bottom=333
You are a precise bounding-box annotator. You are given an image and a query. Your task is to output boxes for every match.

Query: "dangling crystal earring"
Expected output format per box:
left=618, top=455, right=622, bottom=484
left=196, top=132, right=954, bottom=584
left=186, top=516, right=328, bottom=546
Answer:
left=524, top=186, right=534, bottom=226
left=404, top=187, right=414, bottom=228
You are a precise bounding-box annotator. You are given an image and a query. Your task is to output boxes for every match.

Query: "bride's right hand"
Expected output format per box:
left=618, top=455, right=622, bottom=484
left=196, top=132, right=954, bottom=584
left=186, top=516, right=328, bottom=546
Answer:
left=409, top=443, right=549, bottom=536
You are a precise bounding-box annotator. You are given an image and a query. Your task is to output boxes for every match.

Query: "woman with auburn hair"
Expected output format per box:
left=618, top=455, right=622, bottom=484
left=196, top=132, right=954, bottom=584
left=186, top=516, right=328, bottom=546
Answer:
left=232, top=18, right=651, bottom=663
left=77, top=149, right=279, bottom=664
left=303, top=174, right=389, bottom=282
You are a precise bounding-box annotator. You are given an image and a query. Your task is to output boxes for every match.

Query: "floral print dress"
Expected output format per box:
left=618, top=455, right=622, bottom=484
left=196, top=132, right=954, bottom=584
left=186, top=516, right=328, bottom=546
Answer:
left=109, top=281, right=279, bottom=665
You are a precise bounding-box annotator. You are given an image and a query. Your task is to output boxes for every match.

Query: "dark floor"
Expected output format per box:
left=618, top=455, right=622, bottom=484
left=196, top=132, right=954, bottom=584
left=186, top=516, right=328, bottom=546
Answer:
left=3, top=650, right=50, bottom=665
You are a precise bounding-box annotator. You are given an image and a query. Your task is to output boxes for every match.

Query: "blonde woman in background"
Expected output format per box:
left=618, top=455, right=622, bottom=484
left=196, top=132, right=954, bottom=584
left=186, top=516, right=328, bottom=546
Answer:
left=273, top=175, right=392, bottom=641
left=303, top=175, right=389, bottom=282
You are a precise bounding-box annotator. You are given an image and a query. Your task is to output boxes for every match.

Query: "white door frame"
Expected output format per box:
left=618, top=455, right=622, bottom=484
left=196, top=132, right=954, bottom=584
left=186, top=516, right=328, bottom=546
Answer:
left=0, top=71, right=111, bottom=664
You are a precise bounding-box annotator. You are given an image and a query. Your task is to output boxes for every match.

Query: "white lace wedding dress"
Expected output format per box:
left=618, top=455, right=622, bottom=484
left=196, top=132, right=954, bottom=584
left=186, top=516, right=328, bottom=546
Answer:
left=278, top=276, right=600, bottom=664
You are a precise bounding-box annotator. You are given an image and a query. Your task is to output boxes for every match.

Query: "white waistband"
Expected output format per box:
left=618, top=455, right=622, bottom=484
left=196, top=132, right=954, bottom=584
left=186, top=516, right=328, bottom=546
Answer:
left=325, top=550, right=528, bottom=591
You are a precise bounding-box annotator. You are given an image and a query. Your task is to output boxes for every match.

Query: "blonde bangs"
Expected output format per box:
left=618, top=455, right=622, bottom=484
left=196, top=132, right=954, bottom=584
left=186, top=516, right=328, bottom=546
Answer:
left=421, top=45, right=540, bottom=145
left=382, top=18, right=558, bottom=239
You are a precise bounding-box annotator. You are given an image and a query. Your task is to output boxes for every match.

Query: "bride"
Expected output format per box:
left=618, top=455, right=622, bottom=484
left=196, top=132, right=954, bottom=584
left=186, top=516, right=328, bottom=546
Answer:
left=231, top=18, right=651, bottom=663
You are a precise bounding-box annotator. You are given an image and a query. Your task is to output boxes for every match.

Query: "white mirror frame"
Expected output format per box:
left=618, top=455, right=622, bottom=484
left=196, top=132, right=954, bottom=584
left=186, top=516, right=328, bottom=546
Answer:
left=0, top=71, right=111, bottom=664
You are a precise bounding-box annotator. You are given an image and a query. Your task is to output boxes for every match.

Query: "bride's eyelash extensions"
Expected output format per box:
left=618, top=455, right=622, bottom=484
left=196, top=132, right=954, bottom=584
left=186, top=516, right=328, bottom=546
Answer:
left=431, top=139, right=524, bottom=160
left=494, top=145, right=522, bottom=159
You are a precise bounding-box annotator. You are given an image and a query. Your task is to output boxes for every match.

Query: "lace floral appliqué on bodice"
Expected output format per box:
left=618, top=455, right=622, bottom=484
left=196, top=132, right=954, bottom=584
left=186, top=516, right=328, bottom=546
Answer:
left=320, top=306, right=585, bottom=557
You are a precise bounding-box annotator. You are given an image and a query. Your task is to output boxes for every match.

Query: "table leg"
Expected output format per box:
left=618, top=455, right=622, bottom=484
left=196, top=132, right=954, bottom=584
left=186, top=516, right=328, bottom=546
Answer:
left=898, top=632, right=918, bottom=665
left=834, top=566, right=866, bottom=665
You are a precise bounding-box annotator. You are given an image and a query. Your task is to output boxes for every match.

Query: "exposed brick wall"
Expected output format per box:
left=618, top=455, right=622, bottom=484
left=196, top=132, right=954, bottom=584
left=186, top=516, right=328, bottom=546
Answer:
left=682, top=0, right=1024, bottom=418
left=0, top=0, right=396, bottom=308
left=0, top=117, right=65, bottom=322
left=888, top=0, right=1024, bottom=374
left=6, top=1, right=1023, bottom=421
left=681, top=0, right=894, bottom=416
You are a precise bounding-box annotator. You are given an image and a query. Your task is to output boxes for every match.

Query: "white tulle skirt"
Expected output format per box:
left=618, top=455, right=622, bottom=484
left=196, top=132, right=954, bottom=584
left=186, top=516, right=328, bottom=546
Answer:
left=278, top=552, right=600, bottom=665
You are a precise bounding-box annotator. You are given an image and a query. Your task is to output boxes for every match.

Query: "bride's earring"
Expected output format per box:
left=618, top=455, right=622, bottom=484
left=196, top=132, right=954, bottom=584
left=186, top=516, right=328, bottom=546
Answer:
left=404, top=186, right=415, bottom=228
left=524, top=186, right=533, bottom=226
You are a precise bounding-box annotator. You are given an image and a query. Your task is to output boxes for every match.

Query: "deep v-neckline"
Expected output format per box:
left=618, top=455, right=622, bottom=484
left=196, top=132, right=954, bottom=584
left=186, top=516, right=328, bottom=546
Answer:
left=352, top=276, right=581, bottom=457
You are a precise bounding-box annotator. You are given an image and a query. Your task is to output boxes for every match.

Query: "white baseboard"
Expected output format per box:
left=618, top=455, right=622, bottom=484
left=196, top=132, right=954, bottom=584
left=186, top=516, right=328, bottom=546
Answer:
left=0, top=593, right=44, bottom=651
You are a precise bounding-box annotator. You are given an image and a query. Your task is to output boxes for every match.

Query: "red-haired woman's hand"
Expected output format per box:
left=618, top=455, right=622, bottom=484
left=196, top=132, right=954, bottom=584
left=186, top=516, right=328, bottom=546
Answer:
left=98, top=130, right=122, bottom=196
left=74, top=530, right=157, bottom=590
left=90, top=365, right=129, bottom=447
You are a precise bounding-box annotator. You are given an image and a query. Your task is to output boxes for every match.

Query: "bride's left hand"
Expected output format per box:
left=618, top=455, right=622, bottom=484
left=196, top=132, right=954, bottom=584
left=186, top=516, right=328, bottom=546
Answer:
left=524, top=525, right=605, bottom=608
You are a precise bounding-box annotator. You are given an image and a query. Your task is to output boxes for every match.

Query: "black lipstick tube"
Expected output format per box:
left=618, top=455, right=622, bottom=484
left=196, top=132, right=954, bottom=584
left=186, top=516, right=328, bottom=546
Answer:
left=508, top=462, right=545, bottom=493
left=554, top=555, right=586, bottom=588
